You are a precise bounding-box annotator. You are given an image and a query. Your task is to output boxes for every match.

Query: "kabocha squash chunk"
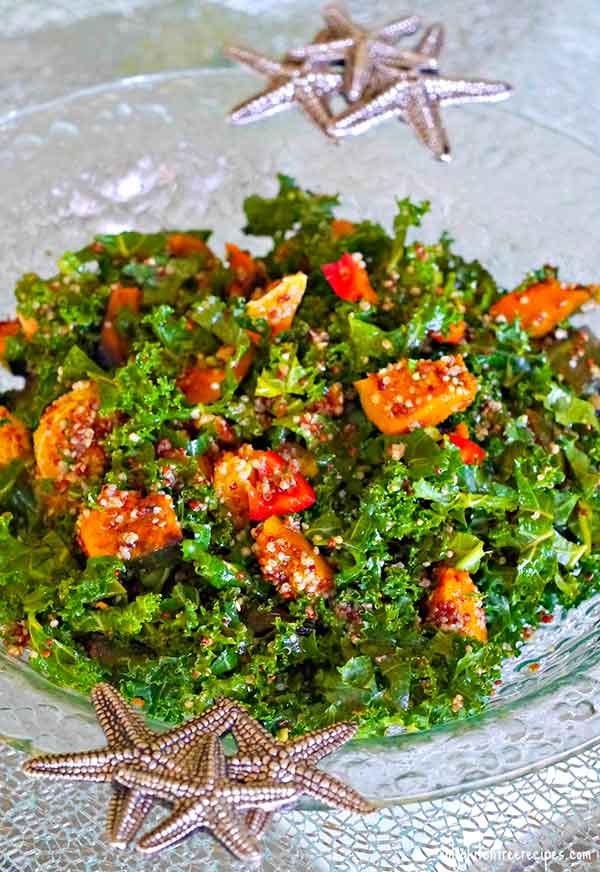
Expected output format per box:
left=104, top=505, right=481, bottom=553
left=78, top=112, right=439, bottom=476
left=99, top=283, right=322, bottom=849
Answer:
left=0, top=407, right=30, bottom=466
left=246, top=273, right=307, bottom=336
left=0, top=321, right=19, bottom=361
left=100, top=285, right=141, bottom=366
left=331, top=219, right=355, bottom=240
left=489, top=277, right=599, bottom=338
left=77, top=486, right=182, bottom=559
left=426, top=565, right=487, bottom=642
left=167, top=233, right=213, bottom=258
left=176, top=347, right=254, bottom=405
left=34, top=381, right=112, bottom=483
left=430, top=319, right=466, bottom=345
left=225, top=243, right=265, bottom=297
left=355, top=355, right=478, bottom=435
left=254, top=516, right=334, bottom=600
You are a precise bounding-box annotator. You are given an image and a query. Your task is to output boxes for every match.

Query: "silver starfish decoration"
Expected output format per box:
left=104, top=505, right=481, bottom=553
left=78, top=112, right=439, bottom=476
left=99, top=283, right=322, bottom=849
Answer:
left=227, top=714, right=373, bottom=815
left=115, top=734, right=296, bottom=862
left=327, top=15, right=511, bottom=163
left=328, top=70, right=511, bottom=160
left=225, top=46, right=343, bottom=136
left=287, top=5, right=422, bottom=102
left=24, top=685, right=372, bottom=861
left=23, top=684, right=238, bottom=848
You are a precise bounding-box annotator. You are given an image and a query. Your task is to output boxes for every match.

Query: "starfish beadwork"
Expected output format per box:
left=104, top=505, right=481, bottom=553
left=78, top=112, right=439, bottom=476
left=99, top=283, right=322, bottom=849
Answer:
left=225, top=46, right=343, bottom=136
left=115, top=734, right=296, bottom=861
left=23, top=684, right=237, bottom=848
left=287, top=5, right=421, bottom=102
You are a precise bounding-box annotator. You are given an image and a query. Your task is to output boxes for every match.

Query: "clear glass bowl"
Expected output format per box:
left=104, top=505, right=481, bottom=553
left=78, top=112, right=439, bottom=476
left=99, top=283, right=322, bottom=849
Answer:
left=1, top=70, right=600, bottom=805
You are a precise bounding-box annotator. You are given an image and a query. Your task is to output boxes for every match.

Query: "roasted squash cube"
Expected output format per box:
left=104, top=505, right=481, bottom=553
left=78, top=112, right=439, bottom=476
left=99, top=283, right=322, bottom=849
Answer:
left=355, top=355, right=478, bottom=435
left=246, top=273, right=307, bottom=336
left=34, top=381, right=112, bottom=483
left=254, top=516, right=334, bottom=600
left=77, top=486, right=182, bottom=559
left=0, top=406, right=30, bottom=466
left=426, top=564, right=487, bottom=642
left=489, top=277, right=599, bottom=338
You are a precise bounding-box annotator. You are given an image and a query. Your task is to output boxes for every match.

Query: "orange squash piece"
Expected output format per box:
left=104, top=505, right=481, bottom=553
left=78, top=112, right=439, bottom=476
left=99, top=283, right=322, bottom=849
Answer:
left=246, top=273, right=307, bottom=337
left=225, top=243, right=264, bottom=297
left=213, top=447, right=255, bottom=527
left=489, top=277, right=599, bottom=338
left=167, top=233, right=213, bottom=258
left=77, top=485, right=182, bottom=559
left=0, top=321, right=19, bottom=361
left=177, top=346, right=254, bottom=405
left=33, top=381, right=112, bottom=483
left=17, top=313, right=38, bottom=340
left=355, top=355, right=478, bottom=435
left=331, top=219, right=355, bottom=240
left=430, top=320, right=466, bottom=345
left=0, top=407, right=31, bottom=466
left=254, top=516, right=334, bottom=600
left=100, top=285, right=141, bottom=366
left=426, top=565, right=487, bottom=642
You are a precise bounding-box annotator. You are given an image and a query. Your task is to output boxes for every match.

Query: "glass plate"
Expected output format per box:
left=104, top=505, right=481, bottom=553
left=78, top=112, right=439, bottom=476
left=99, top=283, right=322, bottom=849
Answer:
left=1, top=70, right=600, bottom=806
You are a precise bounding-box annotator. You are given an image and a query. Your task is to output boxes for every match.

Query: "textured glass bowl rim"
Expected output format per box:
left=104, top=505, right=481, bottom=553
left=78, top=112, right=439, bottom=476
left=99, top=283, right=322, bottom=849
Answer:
left=1, top=69, right=600, bottom=807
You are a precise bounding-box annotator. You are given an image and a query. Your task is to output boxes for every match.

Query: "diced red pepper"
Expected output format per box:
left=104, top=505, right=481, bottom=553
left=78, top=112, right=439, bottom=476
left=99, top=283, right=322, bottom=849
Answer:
left=448, top=424, right=485, bottom=465
left=247, top=450, right=315, bottom=521
left=322, top=253, right=378, bottom=305
left=214, top=445, right=315, bottom=525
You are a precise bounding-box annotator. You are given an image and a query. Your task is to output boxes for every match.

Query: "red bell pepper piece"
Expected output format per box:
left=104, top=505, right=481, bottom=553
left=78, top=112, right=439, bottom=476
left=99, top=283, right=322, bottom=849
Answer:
left=322, top=252, right=378, bottom=304
left=448, top=424, right=485, bottom=465
left=214, top=445, right=316, bottom=524
left=247, top=450, right=316, bottom=521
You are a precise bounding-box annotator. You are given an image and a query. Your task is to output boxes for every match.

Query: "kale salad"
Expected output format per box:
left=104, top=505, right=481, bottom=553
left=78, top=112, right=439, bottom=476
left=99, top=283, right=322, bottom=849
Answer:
left=1, top=175, right=600, bottom=737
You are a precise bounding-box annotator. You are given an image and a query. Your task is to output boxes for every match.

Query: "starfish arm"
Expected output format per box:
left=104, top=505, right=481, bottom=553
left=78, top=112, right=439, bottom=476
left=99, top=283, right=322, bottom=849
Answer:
left=414, top=23, right=445, bottom=62
left=294, top=764, right=375, bottom=814
left=91, top=684, right=152, bottom=747
left=22, top=746, right=132, bottom=782
left=226, top=755, right=266, bottom=779
left=224, top=46, right=283, bottom=77
left=115, top=766, right=205, bottom=802
left=154, top=699, right=237, bottom=754
left=245, top=808, right=273, bottom=839
left=301, top=71, right=344, bottom=98
left=229, top=82, right=297, bottom=124
left=228, top=706, right=279, bottom=755
left=137, top=802, right=263, bottom=863
left=135, top=799, right=207, bottom=856
left=321, top=5, right=357, bottom=38
left=383, top=48, right=441, bottom=73
left=107, top=786, right=154, bottom=848
left=345, top=39, right=371, bottom=103
left=430, top=77, right=513, bottom=105
left=288, top=722, right=358, bottom=762
left=404, top=82, right=451, bottom=161
left=329, top=79, right=411, bottom=135
left=286, top=37, right=352, bottom=63
left=297, top=92, right=337, bottom=137
left=378, top=15, right=421, bottom=42
left=219, top=781, right=298, bottom=811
